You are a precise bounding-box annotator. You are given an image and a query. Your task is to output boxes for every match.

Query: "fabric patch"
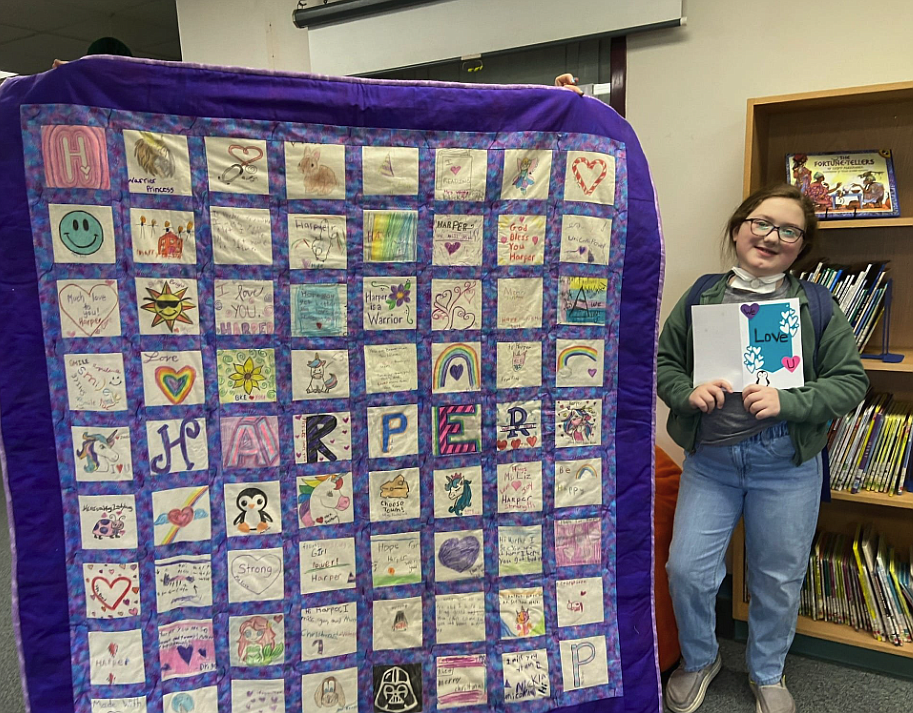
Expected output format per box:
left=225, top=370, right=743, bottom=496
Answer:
left=433, top=465, right=482, bottom=519
left=136, top=277, right=199, bottom=335
left=301, top=601, right=358, bottom=661
left=372, top=531, right=422, bottom=587
left=558, top=276, right=608, bottom=326
left=437, top=654, right=488, bottom=709
left=373, top=595, right=423, bottom=650
left=560, top=214, right=612, bottom=265
left=292, top=349, right=351, bottom=400
left=155, top=554, right=213, bottom=612
left=435, top=591, right=486, bottom=644
left=129, top=207, right=197, bottom=264
left=210, top=206, right=272, bottom=264
left=496, top=341, right=542, bottom=389
left=162, top=687, right=218, bottom=713
left=217, top=348, right=276, bottom=403
left=497, top=460, right=543, bottom=513
left=288, top=213, right=347, bottom=269
left=434, top=528, right=484, bottom=582
left=364, top=209, right=418, bottom=262
left=434, top=148, right=487, bottom=201
left=555, top=518, right=602, bottom=567
left=497, top=278, right=542, bottom=329
left=431, top=341, right=481, bottom=394
left=41, top=125, right=109, bottom=189
left=497, top=214, right=546, bottom=266
left=555, top=399, right=602, bottom=448
left=303, top=667, right=359, bottom=712
left=556, top=577, right=606, bottom=628
left=555, top=458, right=603, bottom=508
left=123, top=129, right=192, bottom=196
left=369, top=467, right=421, bottom=522
left=79, top=494, right=138, bottom=550
left=285, top=142, right=346, bottom=200
left=498, top=525, right=542, bottom=576
left=432, top=214, right=483, bottom=266
left=367, top=404, right=419, bottom=458
left=496, top=400, right=541, bottom=452
left=431, top=278, right=482, bottom=331
left=91, top=697, right=146, bottom=713
left=88, top=629, right=145, bottom=685
left=140, top=351, right=205, bottom=407
left=502, top=650, right=551, bottom=703
left=501, top=149, right=553, bottom=201
left=297, top=472, right=354, bottom=527
left=432, top=404, right=482, bottom=456
left=57, top=279, right=121, bottom=338
left=227, top=547, right=284, bottom=603
left=214, top=279, right=274, bottom=336
left=83, top=562, right=140, bottom=619
left=151, top=485, right=211, bottom=545
left=364, top=343, right=418, bottom=393
left=230, top=678, right=285, bottom=713
left=363, top=277, right=417, bottom=331
left=555, top=338, right=605, bottom=387
left=219, top=415, right=281, bottom=469
left=291, top=283, right=348, bottom=337
left=499, top=587, right=545, bottom=639
left=146, top=417, right=208, bottom=476
left=374, top=663, right=423, bottom=713
left=72, top=425, right=132, bottom=482
left=158, top=618, right=216, bottom=680
left=559, top=635, right=609, bottom=691
left=564, top=150, right=616, bottom=205
left=363, top=146, right=419, bottom=195
left=228, top=613, right=285, bottom=667
left=49, top=203, right=115, bottom=264
left=293, top=411, right=352, bottom=464
left=224, top=481, right=282, bottom=537
left=204, top=136, right=269, bottom=195
left=299, top=537, right=357, bottom=594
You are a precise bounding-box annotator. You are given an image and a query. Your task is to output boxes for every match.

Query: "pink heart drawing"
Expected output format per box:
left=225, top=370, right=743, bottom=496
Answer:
left=532, top=235, right=539, bottom=244
left=510, top=481, right=522, bottom=491
left=450, top=165, right=462, bottom=175
left=571, top=156, right=608, bottom=195
left=782, top=355, right=801, bottom=372
left=167, top=507, right=194, bottom=528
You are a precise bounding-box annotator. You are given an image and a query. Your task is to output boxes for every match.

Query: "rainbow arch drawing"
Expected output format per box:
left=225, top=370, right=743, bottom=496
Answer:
left=433, top=342, right=480, bottom=389
left=557, top=344, right=599, bottom=369
left=574, top=464, right=598, bottom=480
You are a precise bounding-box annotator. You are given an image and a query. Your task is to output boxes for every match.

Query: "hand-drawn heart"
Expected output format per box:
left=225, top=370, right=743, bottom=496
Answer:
left=532, top=235, right=539, bottom=244
left=167, top=507, right=194, bottom=528
left=450, top=165, right=462, bottom=175
left=578, top=246, right=587, bottom=254
left=497, top=440, right=508, bottom=450
left=116, top=464, right=124, bottom=473
left=198, top=648, right=207, bottom=657
left=438, top=535, right=480, bottom=572
left=433, top=289, right=454, bottom=314
left=91, top=576, right=131, bottom=611
left=176, top=644, right=194, bottom=665
left=782, top=355, right=801, bottom=372
left=444, top=241, right=461, bottom=255
left=107, top=642, right=118, bottom=657
left=511, top=480, right=522, bottom=491
left=500, top=235, right=509, bottom=244
left=572, top=156, right=608, bottom=196
left=449, top=364, right=464, bottom=381
left=58, top=282, right=119, bottom=337
left=128, top=607, right=138, bottom=616
left=510, top=439, right=521, bottom=449
left=526, top=436, right=538, bottom=447
left=155, top=366, right=196, bottom=405
left=587, top=368, right=598, bottom=378
left=228, top=144, right=264, bottom=165
left=230, top=553, right=282, bottom=595
left=740, top=303, right=760, bottom=319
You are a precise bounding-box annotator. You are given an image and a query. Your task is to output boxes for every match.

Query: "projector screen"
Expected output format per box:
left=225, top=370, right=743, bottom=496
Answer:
left=307, top=0, right=683, bottom=76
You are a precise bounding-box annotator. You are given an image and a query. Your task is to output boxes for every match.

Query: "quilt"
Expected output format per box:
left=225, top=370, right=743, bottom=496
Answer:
left=0, top=57, right=663, bottom=713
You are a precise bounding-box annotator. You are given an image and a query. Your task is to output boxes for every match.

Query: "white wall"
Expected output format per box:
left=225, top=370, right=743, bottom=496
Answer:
left=627, top=0, right=913, bottom=463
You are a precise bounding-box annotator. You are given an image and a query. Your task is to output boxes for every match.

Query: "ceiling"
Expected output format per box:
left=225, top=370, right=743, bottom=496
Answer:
left=1, top=0, right=181, bottom=76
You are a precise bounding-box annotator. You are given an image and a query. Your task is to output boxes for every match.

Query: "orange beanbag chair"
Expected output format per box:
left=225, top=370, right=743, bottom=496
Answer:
left=654, top=446, right=682, bottom=672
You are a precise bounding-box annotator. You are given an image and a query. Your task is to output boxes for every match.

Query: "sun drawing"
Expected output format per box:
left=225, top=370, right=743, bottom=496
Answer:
left=140, top=281, right=195, bottom=332
left=229, top=357, right=266, bottom=395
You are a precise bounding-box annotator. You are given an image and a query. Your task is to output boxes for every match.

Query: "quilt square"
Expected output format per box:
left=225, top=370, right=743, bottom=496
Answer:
left=205, top=136, right=269, bottom=195
left=363, top=146, right=419, bottom=195
left=554, top=518, right=602, bottom=567
left=503, top=650, right=551, bottom=703
left=225, top=481, right=282, bottom=536
left=141, top=351, right=205, bottom=407
left=288, top=213, right=347, bottom=269
left=556, top=338, right=605, bottom=387
left=433, top=465, right=482, bottom=518
left=285, top=142, right=346, bottom=200
left=291, top=283, right=348, bottom=337
left=210, top=206, right=272, bottom=264
left=496, top=341, right=542, bottom=389
left=147, top=416, right=208, bottom=476
left=434, top=528, right=484, bottom=582
left=300, top=537, right=357, bottom=594
left=364, top=343, right=418, bottom=393
left=432, top=214, right=483, bottom=266
left=79, top=494, right=138, bottom=550
left=88, top=629, right=144, bottom=685
left=303, top=667, right=359, bottom=711
left=229, top=613, right=285, bottom=667
left=431, top=341, right=481, bottom=393
left=434, top=148, right=487, bottom=201
left=155, top=554, right=213, bottom=612
left=560, top=214, right=612, bottom=265
left=364, top=277, right=417, bottom=330
left=432, top=404, right=482, bottom=456
left=65, top=353, right=128, bottom=412
left=41, top=125, right=109, bottom=189
left=555, top=399, right=602, bottom=448
left=497, top=278, right=542, bottom=329
left=301, top=602, right=358, bottom=661
left=214, top=279, right=274, bottom=336
left=497, top=214, right=546, bottom=266
left=496, top=400, right=541, bottom=452
left=158, top=618, right=216, bottom=680
left=83, top=562, right=140, bottom=619
left=558, top=275, right=608, bottom=326
left=293, top=411, right=352, bottom=464
left=564, top=150, right=616, bottom=204
left=372, top=531, right=422, bottom=587
left=373, top=595, right=423, bottom=650
left=297, top=472, right=354, bottom=527
left=57, top=279, right=121, bottom=338
left=136, top=277, right=199, bottom=335
left=559, top=635, right=609, bottom=691
left=217, top=348, right=276, bottom=403
left=151, top=485, right=212, bottom=545
left=437, top=653, right=488, bottom=709
left=292, top=349, right=351, bottom=400
left=123, top=130, right=192, bottom=196
left=369, top=467, right=421, bottom=522
left=432, top=279, right=481, bottom=331
left=501, top=149, right=553, bottom=201
left=228, top=547, right=284, bottom=603
left=220, top=415, right=280, bottom=469
left=499, top=586, right=545, bottom=639
left=367, top=404, right=419, bottom=458
left=49, top=204, right=115, bottom=263
left=436, top=591, right=486, bottom=644
left=364, top=209, right=418, bottom=262
left=129, top=207, right=196, bottom=264
left=72, top=425, right=132, bottom=481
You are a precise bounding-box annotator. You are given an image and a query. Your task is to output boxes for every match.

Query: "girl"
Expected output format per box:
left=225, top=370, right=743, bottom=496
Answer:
left=237, top=615, right=283, bottom=665
left=657, top=184, right=868, bottom=713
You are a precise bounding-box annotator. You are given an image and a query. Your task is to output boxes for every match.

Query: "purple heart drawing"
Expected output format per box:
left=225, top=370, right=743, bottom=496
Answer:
left=740, top=303, right=760, bottom=319
left=198, top=648, right=207, bottom=657
left=587, top=368, right=597, bottom=378
left=438, top=535, right=480, bottom=573
left=176, top=644, right=194, bottom=665
left=449, top=364, right=464, bottom=381
left=444, top=241, right=461, bottom=255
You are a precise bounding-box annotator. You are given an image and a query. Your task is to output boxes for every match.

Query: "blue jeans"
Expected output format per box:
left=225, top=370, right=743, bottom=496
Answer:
left=666, top=422, right=822, bottom=685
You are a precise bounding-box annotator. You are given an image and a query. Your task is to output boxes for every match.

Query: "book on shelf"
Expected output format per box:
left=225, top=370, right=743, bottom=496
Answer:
left=827, top=391, right=913, bottom=496
left=796, top=261, right=889, bottom=352
left=801, top=524, right=912, bottom=646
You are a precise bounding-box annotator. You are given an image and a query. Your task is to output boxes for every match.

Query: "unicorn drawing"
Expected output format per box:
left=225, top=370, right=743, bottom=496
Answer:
left=445, top=471, right=472, bottom=516
left=298, top=473, right=352, bottom=527
left=75, top=431, right=120, bottom=473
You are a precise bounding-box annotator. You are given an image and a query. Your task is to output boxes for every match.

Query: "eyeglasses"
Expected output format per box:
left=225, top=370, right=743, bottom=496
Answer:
left=743, top=218, right=805, bottom=243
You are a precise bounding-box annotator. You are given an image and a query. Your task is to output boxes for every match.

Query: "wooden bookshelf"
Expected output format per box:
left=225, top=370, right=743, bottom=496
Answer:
left=735, top=81, right=913, bottom=660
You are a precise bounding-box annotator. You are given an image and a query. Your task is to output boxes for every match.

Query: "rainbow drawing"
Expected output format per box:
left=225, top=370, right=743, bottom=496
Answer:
left=557, top=344, right=599, bottom=369
left=574, top=464, right=598, bottom=480
left=364, top=209, right=417, bottom=262
left=161, top=486, right=208, bottom=545
left=433, top=342, right=480, bottom=390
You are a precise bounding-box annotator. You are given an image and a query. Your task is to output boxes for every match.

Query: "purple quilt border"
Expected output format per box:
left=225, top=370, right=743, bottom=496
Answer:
left=0, top=56, right=663, bottom=713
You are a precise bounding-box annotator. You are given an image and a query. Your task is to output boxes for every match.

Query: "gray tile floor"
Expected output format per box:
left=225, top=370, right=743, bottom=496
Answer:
left=684, top=638, right=913, bottom=713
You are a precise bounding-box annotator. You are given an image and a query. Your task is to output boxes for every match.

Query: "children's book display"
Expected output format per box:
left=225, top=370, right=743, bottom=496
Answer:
left=0, top=58, right=663, bottom=713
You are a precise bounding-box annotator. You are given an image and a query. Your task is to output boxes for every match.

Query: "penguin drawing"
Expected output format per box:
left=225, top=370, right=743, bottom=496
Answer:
left=234, top=487, right=273, bottom=534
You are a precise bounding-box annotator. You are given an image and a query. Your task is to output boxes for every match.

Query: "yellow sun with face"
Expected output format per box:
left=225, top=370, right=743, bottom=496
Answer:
left=140, top=281, right=195, bottom=332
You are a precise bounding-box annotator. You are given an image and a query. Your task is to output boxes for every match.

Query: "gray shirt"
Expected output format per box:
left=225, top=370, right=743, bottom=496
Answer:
left=698, top=279, right=791, bottom=447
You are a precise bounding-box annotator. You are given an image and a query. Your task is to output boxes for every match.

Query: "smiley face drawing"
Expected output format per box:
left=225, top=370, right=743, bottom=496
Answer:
left=59, top=210, right=104, bottom=255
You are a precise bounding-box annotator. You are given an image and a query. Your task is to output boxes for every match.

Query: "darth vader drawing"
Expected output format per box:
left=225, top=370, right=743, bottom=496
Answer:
left=374, top=665, right=421, bottom=713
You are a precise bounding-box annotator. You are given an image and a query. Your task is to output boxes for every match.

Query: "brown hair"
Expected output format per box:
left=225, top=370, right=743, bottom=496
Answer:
left=721, top=183, right=818, bottom=263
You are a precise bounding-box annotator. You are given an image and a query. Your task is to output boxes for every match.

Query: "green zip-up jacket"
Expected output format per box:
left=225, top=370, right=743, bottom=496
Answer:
left=657, top=273, right=869, bottom=465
